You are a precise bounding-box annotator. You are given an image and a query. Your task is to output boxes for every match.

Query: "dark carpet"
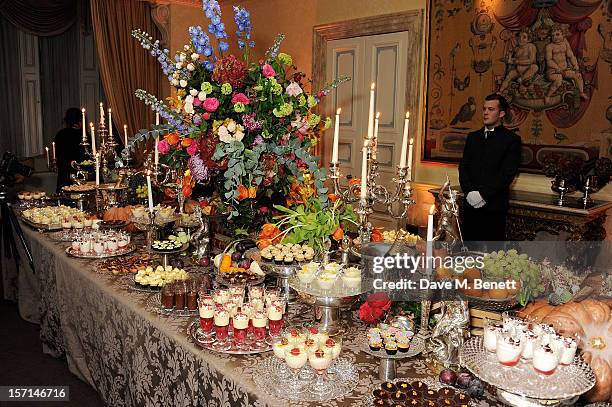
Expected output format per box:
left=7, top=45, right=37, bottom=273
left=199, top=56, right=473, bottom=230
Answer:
left=0, top=300, right=105, bottom=406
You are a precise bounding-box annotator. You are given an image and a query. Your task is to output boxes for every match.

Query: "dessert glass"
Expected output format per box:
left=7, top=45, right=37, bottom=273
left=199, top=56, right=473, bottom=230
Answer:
left=251, top=311, right=268, bottom=350
left=233, top=311, right=250, bottom=351
left=532, top=338, right=561, bottom=375
left=174, top=282, right=187, bottom=314
left=284, top=347, right=308, bottom=392
left=483, top=317, right=503, bottom=352
left=160, top=284, right=174, bottom=314
left=213, top=310, right=231, bottom=351
left=308, top=349, right=333, bottom=397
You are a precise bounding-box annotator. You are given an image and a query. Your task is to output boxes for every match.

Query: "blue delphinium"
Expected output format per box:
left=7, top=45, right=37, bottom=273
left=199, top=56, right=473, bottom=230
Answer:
left=188, top=26, right=214, bottom=58
left=233, top=6, right=254, bottom=50
left=202, top=0, right=228, bottom=54
left=132, top=29, right=176, bottom=81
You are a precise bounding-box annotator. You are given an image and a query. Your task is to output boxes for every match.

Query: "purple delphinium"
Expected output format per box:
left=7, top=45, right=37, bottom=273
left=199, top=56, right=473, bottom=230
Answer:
left=188, top=154, right=209, bottom=181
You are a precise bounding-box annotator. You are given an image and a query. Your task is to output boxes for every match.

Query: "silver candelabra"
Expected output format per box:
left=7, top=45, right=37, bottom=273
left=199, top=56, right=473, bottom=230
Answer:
left=329, top=137, right=415, bottom=246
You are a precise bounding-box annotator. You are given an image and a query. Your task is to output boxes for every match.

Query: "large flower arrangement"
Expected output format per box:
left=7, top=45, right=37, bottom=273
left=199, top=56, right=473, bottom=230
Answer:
left=127, top=0, right=348, bottom=232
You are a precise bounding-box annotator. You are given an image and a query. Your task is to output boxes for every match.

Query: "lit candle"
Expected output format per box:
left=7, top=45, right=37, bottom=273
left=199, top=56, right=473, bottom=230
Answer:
left=95, top=154, right=100, bottom=186
left=81, top=108, right=86, bottom=143
left=155, top=112, right=160, bottom=126
left=360, top=143, right=368, bottom=201
left=146, top=175, right=154, bottom=214
left=108, top=108, right=112, bottom=132
left=426, top=205, right=435, bottom=274
left=399, top=112, right=410, bottom=168
left=99, top=103, right=105, bottom=128
left=45, top=147, right=49, bottom=168
left=154, top=138, right=159, bottom=167
left=367, top=83, right=375, bottom=139
left=90, top=122, right=96, bottom=156
left=407, top=138, right=414, bottom=180
left=372, top=112, right=380, bottom=160
left=123, top=124, right=128, bottom=146
left=331, top=108, right=341, bottom=164
left=52, top=142, right=56, bottom=161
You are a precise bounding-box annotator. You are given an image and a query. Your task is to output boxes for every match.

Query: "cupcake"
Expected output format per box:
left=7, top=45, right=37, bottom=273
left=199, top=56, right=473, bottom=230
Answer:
left=369, top=336, right=382, bottom=352
left=380, top=382, right=397, bottom=393
left=396, top=381, right=411, bottom=392
left=385, top=341, right=398, bottom=355
left=397, top=335, right=410, bottom=353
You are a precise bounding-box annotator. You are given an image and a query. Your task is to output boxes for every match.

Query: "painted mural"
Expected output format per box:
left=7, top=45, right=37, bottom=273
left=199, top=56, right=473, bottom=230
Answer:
left=424, top=0, right=612, bottom=172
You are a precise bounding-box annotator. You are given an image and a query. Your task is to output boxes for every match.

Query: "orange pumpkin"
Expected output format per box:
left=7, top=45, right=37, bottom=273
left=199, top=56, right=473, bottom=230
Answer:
left=521, top=299, right=612, bottom=402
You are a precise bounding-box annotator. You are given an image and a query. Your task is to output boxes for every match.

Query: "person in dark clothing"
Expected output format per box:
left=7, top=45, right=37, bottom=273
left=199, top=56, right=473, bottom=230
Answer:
left=54, top=108, right=85, bottom=192
left=458, top=94, right=521, bottom=242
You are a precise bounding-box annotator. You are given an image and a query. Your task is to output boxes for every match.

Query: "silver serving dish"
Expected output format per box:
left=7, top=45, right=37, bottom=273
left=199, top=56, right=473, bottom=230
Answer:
left=21, top=217, right=64, bottom=232
left=65, top=244, right=136, bottom=259
left=460, top=336, right=595, bottom=401
left=188, top=320, right=272, bottom=355
left=362, top=335, right=425, bottom=359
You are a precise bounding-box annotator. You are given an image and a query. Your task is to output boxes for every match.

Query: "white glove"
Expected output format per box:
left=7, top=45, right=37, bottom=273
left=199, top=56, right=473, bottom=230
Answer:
left=466, top=191, right=486, bottom=208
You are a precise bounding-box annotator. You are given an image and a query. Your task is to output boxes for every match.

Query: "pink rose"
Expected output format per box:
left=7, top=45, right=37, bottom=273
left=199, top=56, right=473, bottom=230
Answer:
left=202, top=112, right=211, bottom=120
left=186, top=142, right=198, bottom=156
left=157, top=139, right=170, bottom=154
left=193, top=97, right=202, bottom=107
left=231, top=92, right=250, bottom=105
left=203, top=97, right=219, bottom=112
left=262, top=63, right=276, bottom=78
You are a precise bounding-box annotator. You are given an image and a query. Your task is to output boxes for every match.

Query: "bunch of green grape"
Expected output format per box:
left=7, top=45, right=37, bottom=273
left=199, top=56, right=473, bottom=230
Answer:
left=135, top=185, right=148, bottom=199
left=482, top=249, right=545, bottom=305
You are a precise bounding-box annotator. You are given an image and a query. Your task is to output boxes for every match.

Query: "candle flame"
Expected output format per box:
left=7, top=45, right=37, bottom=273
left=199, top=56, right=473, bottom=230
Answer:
left=405, top=111, right=410, bottom=119
left=409, top=138, right=414, bottom=144
left=81, top=108, right=85, bottom=113
left=336, top=107, right=341, bottom=115
left=89, top=122, right=94, bottom=128
left=108, top=108, right=112, bottom=113
left=429, top=205, right=435, bottom=215
left=375, top=112, right=380, bottom=119
left=45, top=146, right=49, bottom=151
left=370, top=82, right=375, bottom=90
left=123, top=124, right=127, bottom=129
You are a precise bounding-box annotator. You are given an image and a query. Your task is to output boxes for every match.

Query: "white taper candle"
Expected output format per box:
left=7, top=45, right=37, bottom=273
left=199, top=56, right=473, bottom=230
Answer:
left=399, top=112, right=410, bottom=168
left=332, top=108, right=341, bottom=164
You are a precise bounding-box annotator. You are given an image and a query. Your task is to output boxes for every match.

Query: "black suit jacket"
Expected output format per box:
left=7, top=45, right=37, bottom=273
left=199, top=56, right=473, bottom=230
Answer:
left=458, top=126, right=521, bottom=212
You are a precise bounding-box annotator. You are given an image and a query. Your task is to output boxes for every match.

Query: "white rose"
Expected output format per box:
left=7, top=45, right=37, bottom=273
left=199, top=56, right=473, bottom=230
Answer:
left=198, top=91, right=206, bottom=100
left=183, top=45, right=190, bottom=51
left=179, top=53, right=186, bottom=61
left=234, top=131, right=244, bottom=142
left=186, top=63, right=195, bottom=71
left=191, top=53, right=199, bottom=60
left=184, top=102, right=194, bottom=114
left=179, top=79, right=188, bottom=88
left=170, top=79, right=179, bottom=86
left=185, top=95, right=194, bottom=104
left=226, top=121, right=236, bottom=133
left=189, top=89, right=198, bottom=96
left=217, top=126, right=229, bottom=138
left=219, top=132, right=232, bottom=143
left=175, top=62, right=183, bottom=69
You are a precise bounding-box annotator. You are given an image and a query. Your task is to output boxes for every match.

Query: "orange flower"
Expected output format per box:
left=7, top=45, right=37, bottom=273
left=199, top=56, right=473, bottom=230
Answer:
left=165, top=132, right=179, bottom=146
left=182, top=184, right=192, bottom=197
left=327, top=193, right=338, bottom=203
left=181, top=137, right=193, bottom=147
left=371, top=227, right=384, bottom=242
left=332, top=227, right=344, bottom=241
left=259, top=223, right=282, bottom=244
left=237, top=185, right=249, bottom=201
left=257, top=238, right=272, bottom=250
left=248, top=186, right=257, bottom=198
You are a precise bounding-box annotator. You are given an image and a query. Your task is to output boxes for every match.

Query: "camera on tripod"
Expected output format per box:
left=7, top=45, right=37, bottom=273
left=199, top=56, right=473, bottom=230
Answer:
left=0, top=151, right=34, bottom=187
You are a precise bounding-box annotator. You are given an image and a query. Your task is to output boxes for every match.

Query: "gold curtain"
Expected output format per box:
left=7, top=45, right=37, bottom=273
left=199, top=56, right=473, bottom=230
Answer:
left=90, top=0, right=161, bottom=164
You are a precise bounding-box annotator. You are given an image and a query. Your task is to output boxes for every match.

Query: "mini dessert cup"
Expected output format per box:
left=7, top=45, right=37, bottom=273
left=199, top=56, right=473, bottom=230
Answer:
left=308, top=348, right=333, bottom=397
left=197, top=298, right=214, bottom=343
left=251, top=311, right=268, bottom=350
left=285, top=347, right=308, bottom=392
left=533, top=338, right=561, bottom=375
left=267, top=304, right=284, bottom=337
left=160, top=284, right=174, bottom=314
left=213, top=310, right=231, bottom=351
left=483, top=318, right=503, bottom=352
left=496, top=331, right=524, bottom=367
left=232, top=310, right=250, bottom=350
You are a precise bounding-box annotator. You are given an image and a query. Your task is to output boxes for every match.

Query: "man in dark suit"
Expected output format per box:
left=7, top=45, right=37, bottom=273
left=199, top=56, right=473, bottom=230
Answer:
left=458, top=94, right=521, bottom=242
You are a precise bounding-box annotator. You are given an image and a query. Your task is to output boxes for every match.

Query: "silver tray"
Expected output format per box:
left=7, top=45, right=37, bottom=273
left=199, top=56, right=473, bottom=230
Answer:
left=362, top=335, right=425, bottom=359
left=253, top=355, right=358, bottom=402
left=150, top=242, right=189, bottom=254
left=21, top=217, right=63, bottom=231
left=188, top=320, right=272, bottom=355
left=49, top=230, right=82, bottom=242
left=259, top=260, right=302, bottom=278
left=65, top=244, right=136, bottom=259
left=459, top=336, right=595, bottom=400
left=146, top=292, right=197, bottom=317
left=215, top=272, right=265, bottom=287
left=363, top=376, right=478, bottom=407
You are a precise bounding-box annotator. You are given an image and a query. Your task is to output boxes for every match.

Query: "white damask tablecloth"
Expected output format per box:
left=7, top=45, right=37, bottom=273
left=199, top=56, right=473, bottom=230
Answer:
left=12, top=223, right=503, bottom=407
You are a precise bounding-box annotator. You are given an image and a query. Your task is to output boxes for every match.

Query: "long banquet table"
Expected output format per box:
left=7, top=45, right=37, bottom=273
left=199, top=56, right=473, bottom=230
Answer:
left=12, top=224, right=502, bottom=407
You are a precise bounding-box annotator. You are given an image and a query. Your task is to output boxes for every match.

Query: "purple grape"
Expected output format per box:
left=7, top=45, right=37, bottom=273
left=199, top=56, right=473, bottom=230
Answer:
left=439, top=369, right=457, bottom=386
left=238, top=259, right=251, bottom=269
left=456, top=372, right=473, bottom=389
left=467, top=380, right=484, bottom=398
left=231, top=252, right=242, bottom=262
left=199, top=256, right=210, bottom=267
